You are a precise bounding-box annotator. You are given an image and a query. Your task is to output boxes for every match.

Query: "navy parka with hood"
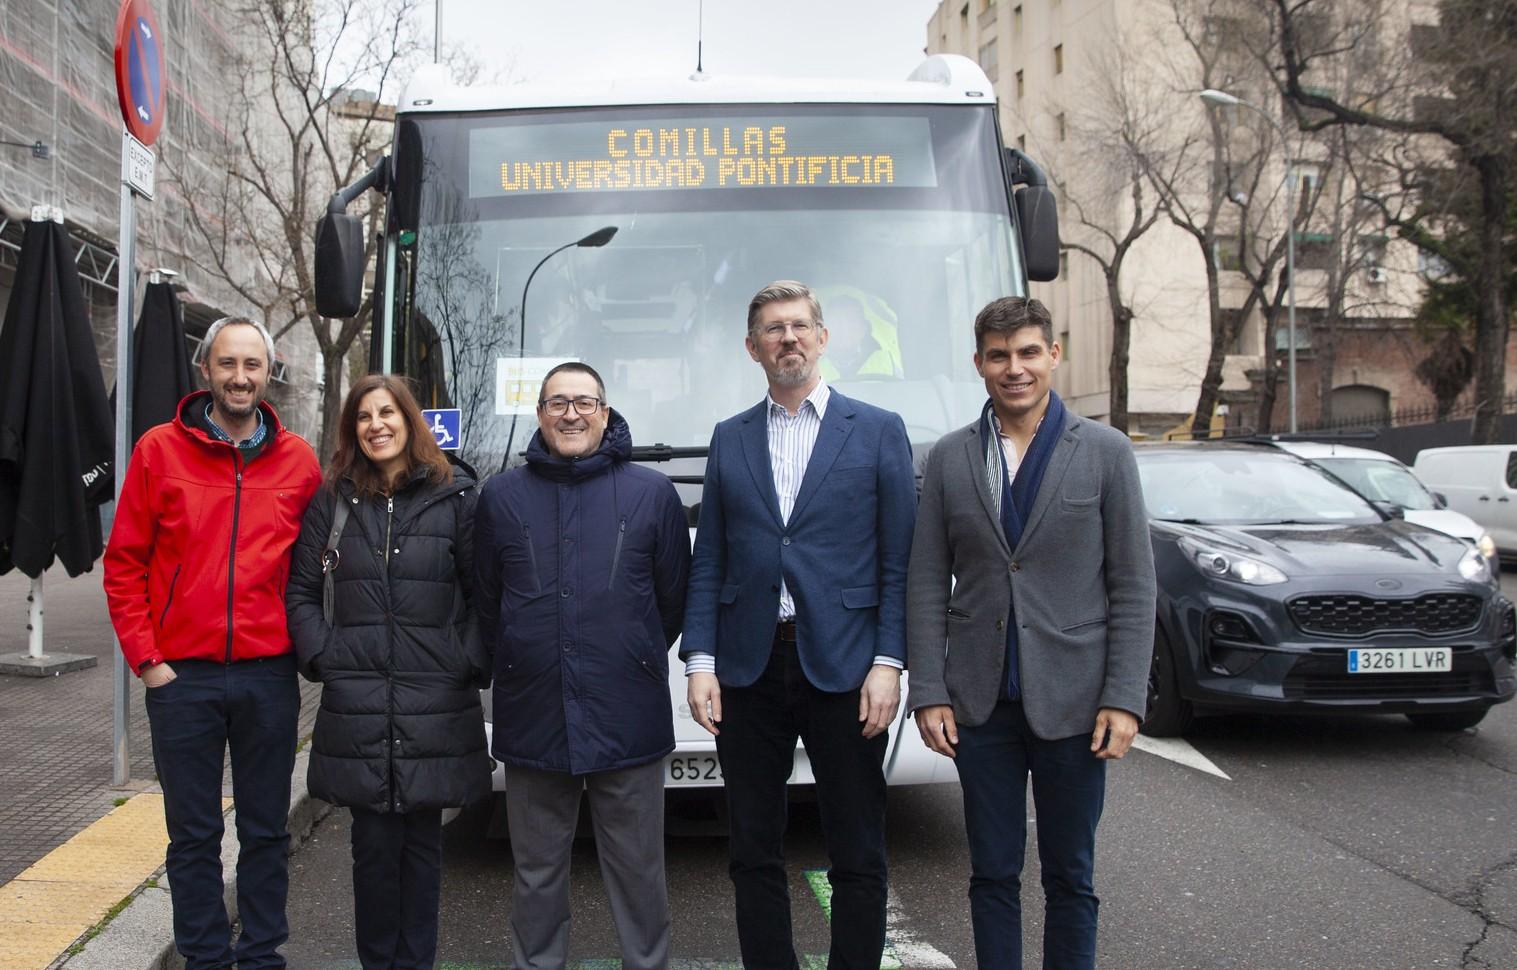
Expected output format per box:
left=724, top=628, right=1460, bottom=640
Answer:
left=475, top=411, right=690, bottom=775
left=286, top=466, right=492, bottom=814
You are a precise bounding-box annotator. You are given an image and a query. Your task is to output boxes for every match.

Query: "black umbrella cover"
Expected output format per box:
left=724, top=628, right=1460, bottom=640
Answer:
left=112, top=280, right=196, bottom=445
left=0, top=220, right=116, bottom=578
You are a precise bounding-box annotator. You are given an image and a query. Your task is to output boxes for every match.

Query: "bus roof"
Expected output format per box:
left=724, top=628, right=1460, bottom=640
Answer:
left=398, top=54, right=998, bottom=114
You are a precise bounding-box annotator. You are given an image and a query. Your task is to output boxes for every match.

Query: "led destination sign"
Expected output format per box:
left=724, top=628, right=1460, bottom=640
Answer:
left=468, top=115, right=937, bottom=197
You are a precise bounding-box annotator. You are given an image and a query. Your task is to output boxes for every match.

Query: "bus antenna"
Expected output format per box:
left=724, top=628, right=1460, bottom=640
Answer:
left=696, top=0, right=704, bottom=74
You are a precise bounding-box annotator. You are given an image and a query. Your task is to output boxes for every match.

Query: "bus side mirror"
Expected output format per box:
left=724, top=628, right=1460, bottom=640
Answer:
left=1016, top=185, right=1060, bottom=282
left=1003, top=148, right=1061, bottom=282
left=314, top=212, right=366, bottom=319
left=391, top=120, right=422, bottom=232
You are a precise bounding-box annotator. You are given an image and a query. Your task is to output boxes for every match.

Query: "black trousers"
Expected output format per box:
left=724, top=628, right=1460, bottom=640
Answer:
left=350, top=807, right=444, bottom=970
left=715, top=634, right=889, bottom=970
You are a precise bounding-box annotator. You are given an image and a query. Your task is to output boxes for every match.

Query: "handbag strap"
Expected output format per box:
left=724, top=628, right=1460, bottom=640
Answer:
left=321, top=498, right=351, bottom=625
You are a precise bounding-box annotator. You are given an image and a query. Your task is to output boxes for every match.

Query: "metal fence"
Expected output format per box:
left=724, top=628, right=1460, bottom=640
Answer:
left=1293, top=391, right=1517, bottom=464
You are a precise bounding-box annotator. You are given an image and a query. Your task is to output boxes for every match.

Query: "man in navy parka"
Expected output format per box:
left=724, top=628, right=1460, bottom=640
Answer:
left=474, top=361, right=689, bottom=970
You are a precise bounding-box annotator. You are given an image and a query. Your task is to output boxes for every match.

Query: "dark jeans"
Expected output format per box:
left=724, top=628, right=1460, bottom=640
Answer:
left=715, top=635, right=888, bottom=970
left=350, top=807, right=444, bottom=970
left=955, top=699, right=1106, bottom=970
left=144, top=655, right=299, bottom=970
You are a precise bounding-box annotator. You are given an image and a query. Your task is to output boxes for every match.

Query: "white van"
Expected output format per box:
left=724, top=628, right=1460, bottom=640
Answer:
left=1275, top=441, right=1497, bottom=560
left=1413, top=445, right=1517, bottom=559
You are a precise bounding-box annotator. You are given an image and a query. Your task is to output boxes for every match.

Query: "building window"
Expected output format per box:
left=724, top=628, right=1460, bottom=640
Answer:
left=1056, top=112, right=1067, bottom=141
left=1059, top=251, right=1069, bottom=277
left=1224, top=308, right=1252, bottom=354
left=1015, top=69, right=1024, bottom=98
left=978, top=40, right=998, bottom=80
left=1054, top=43, right=1064, bottom=74
left=1212, top=235, right=1243, bottom=273
left=1059, top=328, right=1070, bottom=359
left=1292, top=160, right=1323, bottom=218
left=1014, top=4, right=1023, bottom=35
left=961, top=3, right=969, bottom=33
left=1296, top=233, right=1335, bottom=271
left=1418, top=248, right=1451, bottom=280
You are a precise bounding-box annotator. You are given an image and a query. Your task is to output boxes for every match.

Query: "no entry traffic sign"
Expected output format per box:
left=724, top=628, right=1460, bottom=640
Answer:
left=114, top=0, right=165, bottom=146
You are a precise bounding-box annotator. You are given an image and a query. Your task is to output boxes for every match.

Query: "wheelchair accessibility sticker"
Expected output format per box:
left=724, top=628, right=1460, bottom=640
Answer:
left=422, top=409, right=461, bottom=451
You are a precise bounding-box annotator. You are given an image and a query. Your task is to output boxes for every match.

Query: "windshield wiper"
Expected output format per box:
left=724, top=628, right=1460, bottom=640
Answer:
left=1153, top=517, right=1207, bottom=525
left=629, top=444, right=708, bottom=463
left=629, top=444, right=708, bottom=486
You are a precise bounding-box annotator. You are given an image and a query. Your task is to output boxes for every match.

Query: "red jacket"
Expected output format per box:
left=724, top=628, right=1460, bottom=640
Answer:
left=104, top=393, right=322, bottom=674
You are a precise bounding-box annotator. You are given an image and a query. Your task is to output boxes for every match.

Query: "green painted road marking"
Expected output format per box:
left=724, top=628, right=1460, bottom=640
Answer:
left=804, top=868, right=907, bottom=970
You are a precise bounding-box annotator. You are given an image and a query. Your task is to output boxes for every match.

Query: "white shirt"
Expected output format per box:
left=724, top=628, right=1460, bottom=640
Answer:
left=686, top=382, right=901, bottom=675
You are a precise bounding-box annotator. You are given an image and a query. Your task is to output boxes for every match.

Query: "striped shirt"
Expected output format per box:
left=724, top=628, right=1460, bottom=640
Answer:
left=685, top=381, right=901, bottom=675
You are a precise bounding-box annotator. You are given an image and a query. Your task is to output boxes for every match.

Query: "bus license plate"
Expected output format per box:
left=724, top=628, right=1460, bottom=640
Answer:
left=1347, top=647, right=1452, bottom=673
left=665, top=754, right=723, bottom=786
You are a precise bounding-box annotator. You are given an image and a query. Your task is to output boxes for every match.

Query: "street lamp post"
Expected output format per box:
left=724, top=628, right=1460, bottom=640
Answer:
left=1200, top=88, right=1298, bottom=434
left=500, top=225, right=619, bottom=466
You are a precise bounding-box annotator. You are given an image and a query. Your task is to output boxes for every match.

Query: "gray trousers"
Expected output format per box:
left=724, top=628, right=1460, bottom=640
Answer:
left=503, top=760, right=670, bottom=970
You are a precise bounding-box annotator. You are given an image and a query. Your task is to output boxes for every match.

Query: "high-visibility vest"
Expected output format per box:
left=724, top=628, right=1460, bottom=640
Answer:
left=818, top=286, right=903, bottom=381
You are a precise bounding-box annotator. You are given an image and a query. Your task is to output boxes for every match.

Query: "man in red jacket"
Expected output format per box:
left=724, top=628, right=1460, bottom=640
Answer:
left=104, top=316, right=321, bottom=970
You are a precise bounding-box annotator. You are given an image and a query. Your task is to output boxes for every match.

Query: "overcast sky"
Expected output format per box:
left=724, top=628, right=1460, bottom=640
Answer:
left=438, top=0, right=944, bottom=85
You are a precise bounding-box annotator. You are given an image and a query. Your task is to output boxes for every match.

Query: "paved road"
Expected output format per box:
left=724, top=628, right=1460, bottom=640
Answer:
left=282, top=569, right=1517, bottom=969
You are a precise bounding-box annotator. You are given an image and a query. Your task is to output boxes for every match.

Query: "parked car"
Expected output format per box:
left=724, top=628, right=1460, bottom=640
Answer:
left=1136, top=442, right=1515, bottom=736
left=1414, top=445, right=1517, bottom=561
left=1272, top=440, right=1497, bottom=561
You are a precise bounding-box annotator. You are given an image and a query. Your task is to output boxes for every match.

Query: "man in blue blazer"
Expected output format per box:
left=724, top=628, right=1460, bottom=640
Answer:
left=683, top=280, right=916, bottom=970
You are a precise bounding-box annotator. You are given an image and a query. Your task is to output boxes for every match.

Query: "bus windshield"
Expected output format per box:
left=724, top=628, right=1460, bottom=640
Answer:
left=393, top=102, right=1023, bottom=472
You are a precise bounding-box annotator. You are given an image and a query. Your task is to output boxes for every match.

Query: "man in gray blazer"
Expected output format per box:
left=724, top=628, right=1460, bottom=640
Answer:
left=906, top=296, right=1155, bottom=970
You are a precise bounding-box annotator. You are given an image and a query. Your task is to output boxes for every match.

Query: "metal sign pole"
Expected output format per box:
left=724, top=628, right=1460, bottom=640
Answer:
left=111, top=160, right=136, bottom=788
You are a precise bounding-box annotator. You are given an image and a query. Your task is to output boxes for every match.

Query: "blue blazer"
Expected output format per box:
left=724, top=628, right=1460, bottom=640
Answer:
left=682, top=390, right=917, bottom=692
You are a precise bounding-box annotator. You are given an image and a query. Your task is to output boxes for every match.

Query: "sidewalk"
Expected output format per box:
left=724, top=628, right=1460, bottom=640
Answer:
left=0, top=568, right=324, bottom=969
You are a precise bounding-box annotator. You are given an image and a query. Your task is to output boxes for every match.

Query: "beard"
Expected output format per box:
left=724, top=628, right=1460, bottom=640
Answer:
left=209, top=381, right=263, bottom=420
left=768, top=352, right=814, bottom=387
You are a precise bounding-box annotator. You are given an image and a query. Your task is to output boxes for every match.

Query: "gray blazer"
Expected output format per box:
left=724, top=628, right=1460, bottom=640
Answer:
left=905, top=409, right=1156, bottom=739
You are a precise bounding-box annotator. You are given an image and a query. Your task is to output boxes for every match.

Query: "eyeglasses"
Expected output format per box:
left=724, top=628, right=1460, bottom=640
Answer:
left=756, top=320, right=817, bottom=341
left=539, top=395, right=605, bottom=416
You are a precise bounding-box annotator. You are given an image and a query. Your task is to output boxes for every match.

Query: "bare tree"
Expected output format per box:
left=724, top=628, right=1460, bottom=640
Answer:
left=1272, top=0, right=1517, bottom=443
left=1061, top=43, right=1168, bottom=434
left=1143, top=0, right=1314, bottom=436
left=164, top=0, right=428, bottom=456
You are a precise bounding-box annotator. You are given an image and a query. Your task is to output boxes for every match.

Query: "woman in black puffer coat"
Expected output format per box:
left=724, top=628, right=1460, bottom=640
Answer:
left=286, top=374, right=490, bottom=970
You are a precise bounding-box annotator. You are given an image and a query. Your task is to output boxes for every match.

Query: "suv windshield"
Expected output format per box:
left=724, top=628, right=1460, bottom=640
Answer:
left=1138, top=450, right=1380, bottom=525
left=389, top=103, right=1021, bottom=473
left=1314, top=457, right=1438, bottom=510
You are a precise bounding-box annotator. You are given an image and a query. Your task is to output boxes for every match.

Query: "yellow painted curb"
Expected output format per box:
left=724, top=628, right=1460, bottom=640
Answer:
left=0, top=794, right=169, bottom=970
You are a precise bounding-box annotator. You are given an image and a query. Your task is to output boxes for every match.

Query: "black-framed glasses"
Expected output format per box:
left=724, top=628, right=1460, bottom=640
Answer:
left=539, top=395, right=605, bottom=416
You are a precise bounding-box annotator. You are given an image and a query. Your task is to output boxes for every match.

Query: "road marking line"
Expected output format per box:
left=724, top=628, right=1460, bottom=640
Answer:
left=1131, top=735, right=1231, bottom=779
left=805, top=869, right=957, bottom=969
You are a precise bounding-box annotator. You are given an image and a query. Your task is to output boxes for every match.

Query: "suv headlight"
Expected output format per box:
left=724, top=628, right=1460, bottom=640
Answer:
left=1478, top=534, right=1498, bottom=561
left=1179, top=537, right=1288, bottom=586
left=1458, top=546, right=1494, bottom=583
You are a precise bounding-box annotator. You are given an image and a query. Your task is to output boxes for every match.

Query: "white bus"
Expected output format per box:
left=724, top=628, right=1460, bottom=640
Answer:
left=316, top=54, right=1061, bottom=793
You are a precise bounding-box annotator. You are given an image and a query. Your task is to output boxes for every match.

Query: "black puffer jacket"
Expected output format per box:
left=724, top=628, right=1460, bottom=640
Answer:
left=286, top=466, right=491, bottom=813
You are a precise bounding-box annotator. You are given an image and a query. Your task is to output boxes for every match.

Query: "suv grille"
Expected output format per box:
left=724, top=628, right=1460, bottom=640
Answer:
left=1290, top=593, right=1483, bottom=637
left=1283, top=653, right=1494, bottom=700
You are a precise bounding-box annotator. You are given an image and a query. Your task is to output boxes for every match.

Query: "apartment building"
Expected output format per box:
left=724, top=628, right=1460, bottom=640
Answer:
left=925, top=0, right=1482, bottom=435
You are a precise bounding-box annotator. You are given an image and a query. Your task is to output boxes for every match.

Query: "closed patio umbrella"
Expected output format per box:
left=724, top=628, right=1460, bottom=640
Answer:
left=0, top=215, right=113, bottom=673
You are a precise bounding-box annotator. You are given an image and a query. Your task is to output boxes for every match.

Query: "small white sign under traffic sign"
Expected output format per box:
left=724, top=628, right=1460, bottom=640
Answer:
left=122, top=131, right=154, bottom=199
